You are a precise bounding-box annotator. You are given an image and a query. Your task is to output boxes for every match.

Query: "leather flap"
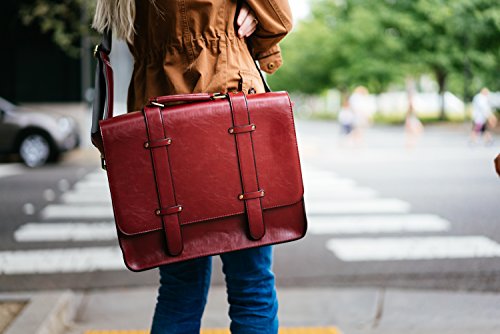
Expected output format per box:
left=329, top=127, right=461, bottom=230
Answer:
left=100, top=92, right=304, bottom=236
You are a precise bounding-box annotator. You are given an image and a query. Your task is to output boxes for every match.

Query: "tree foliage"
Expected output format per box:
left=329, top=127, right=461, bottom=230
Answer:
left=19, top=0, right=97, bottom=58
left=269, top=0, right=500, bottom=100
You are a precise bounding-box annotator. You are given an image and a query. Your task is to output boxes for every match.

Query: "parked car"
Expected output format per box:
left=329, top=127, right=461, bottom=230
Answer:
left=0, top=97, right=80, bottom=167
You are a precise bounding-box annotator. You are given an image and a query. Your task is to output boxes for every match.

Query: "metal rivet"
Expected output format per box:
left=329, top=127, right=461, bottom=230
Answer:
left=261, top=191, right=265, bottom=196
left=229, top=128, right=234, bottom=134
left=178, top=206, right=183, bottom=212
left=144, top=142, right=150, bottom=148
left=268, top=62, right=275, bottom=70
left=167, top=139, right=172, bottom=144
left=155, top=209, right=161, bottom=216
left=251, top=125, right=256, bottom=130
left=238, top=194, right=244, bottom=200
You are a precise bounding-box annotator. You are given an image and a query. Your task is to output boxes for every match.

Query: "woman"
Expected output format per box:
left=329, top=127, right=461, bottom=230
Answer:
left=92, top=1, right=292, bottom=333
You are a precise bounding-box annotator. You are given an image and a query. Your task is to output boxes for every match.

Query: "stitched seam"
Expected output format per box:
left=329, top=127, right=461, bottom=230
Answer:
left=120, top=201, right=306, bottom=270
left=142, top=107, right=166, bottom=235
left=244, top=94, right=265, bottom=236
left=118, top=197, right=305, bottom=236
left=284, top=92, right=306, bottom=196
left=255, top=51, right=280, bottom=60
left=159, top=107, right=179, bottom=207
left=232, top=95, right=259, bottom=234
left=149, top=110, right=171, bottom=242
left=179, top=0, right=194, bottom=63
left=228, top=95, right=246, bottom=209
left=159, top=106, right=183, bottom=253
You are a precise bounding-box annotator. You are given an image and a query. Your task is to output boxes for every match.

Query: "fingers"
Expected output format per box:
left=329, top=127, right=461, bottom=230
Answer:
left=237, top=3, right=250, bottom=26
left=238, top=15, right=258, bottom=37
left=237, top=3, right=258, bottom=38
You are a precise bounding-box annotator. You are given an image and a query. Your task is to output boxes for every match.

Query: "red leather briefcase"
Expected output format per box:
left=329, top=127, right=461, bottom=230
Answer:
left=99, top=91, right=307, bottom=271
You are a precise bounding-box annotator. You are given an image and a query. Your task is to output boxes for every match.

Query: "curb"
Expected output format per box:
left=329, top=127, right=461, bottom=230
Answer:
left=2, top=290, right=81, bottom=334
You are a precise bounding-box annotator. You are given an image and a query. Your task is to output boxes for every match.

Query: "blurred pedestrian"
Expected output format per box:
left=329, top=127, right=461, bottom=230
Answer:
left=349, top=86, right=371, bottom=145
left=470, top=88, right=497, bottom=146
left=338, top=98, right=354, bottom=132
left=92, top=0, right=292, bottom=333
left=404, top=92, right=424, bottom=149
left=337, top=97, right=355, bottom=147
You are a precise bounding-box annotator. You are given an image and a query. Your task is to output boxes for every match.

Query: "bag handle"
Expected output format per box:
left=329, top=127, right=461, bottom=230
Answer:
left=149, top=93, right=224, bottom=106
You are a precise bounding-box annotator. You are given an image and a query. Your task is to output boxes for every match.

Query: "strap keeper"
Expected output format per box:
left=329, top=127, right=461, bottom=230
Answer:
left=238, top=190, right=265, bottom=200
left=144, top=138, right=172, bottom=149
left=155, top=205, right=183, bottom=216
left=228, top=124, right=256, bottom=134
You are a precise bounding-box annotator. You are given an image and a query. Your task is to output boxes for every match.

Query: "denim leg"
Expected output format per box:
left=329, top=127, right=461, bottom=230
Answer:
left=151, top=256, right=212, bottom=334
left=220, top=246, right=279, bottom=334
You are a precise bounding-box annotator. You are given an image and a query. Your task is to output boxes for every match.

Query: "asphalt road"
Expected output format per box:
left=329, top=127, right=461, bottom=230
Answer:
left=1, top=119, right=499, bottom=292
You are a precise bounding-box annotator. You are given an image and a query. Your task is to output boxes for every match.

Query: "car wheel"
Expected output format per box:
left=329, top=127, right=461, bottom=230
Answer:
left=19, top=133, right=52, bottom=167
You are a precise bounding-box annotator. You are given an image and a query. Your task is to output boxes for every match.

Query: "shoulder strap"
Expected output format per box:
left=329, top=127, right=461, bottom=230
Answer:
left=91, top=30, right=113, bottom=155
left=254, top=60, right=272, bottom=93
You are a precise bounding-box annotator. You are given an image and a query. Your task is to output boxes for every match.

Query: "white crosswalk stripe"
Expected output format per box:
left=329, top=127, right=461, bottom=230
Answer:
left=74, top=181, right=110, bottom=190
left=40, top=204, right=114, bottom=220
left=305, top=187, right=378, bottom=200
left=326, top=236, right=500, bottom=261
left=82, top=172, right=108, bottom=181
left=308, top=214, right=450, bottom=234
left=0, top=246, right=125, bottom=274
left=0, top=163, right=25, bottom=179
left=307, top=199, right=411, bottom=214
left=61, top=191, right=111, bottom=204
left=305, top=178, right=357, bottom=188
left=14, top=222, right=116, bottom=242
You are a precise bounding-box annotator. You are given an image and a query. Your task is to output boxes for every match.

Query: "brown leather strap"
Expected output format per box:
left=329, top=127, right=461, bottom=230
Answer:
left=228, top=124, right=256, bottom=134
left=143, top=105, right=183, bottom=256
left=150, top=93, right=213, bottom=105
left=156, top=205, right=183, bottom=216
left=238, top=190, right=265, bottom=200
left=228, top=93, right=265, bottom=240
left=144, top=138, right=172, bottom=149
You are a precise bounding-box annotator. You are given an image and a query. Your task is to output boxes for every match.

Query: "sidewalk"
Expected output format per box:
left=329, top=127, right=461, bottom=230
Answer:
left=2, top=285, right=500, bottom=334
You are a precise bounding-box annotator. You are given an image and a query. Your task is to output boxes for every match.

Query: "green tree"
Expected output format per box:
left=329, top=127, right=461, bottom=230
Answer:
left=19, top=0, right=97, bottom=58
left=386, top=0, right=500, bottom=117
left=269, top=0, right=500, bottom=118
left=269, top=0, right=408, bottom=94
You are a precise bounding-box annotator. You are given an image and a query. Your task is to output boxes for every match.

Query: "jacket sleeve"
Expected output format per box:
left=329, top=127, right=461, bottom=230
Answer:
left=245, top=0, right=293, bottom=74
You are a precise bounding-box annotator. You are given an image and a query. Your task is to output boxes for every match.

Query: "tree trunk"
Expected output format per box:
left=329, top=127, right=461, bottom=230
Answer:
left=435, top=69, right=447, bottom=121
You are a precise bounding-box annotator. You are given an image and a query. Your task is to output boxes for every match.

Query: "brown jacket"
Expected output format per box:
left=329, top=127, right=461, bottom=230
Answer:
left=127, top=0, right=292, bottom=111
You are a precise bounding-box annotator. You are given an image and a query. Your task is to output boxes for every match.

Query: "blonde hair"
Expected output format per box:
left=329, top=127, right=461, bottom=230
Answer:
left=92, top=0, right=136, bottom=43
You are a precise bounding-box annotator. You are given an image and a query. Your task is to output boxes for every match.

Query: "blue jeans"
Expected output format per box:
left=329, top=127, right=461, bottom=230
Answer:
left=150, top=246, right=279, bottom=334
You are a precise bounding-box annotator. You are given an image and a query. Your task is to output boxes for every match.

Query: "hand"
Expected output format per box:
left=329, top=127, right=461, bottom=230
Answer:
left=237, top=3, right=258, bottom=38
